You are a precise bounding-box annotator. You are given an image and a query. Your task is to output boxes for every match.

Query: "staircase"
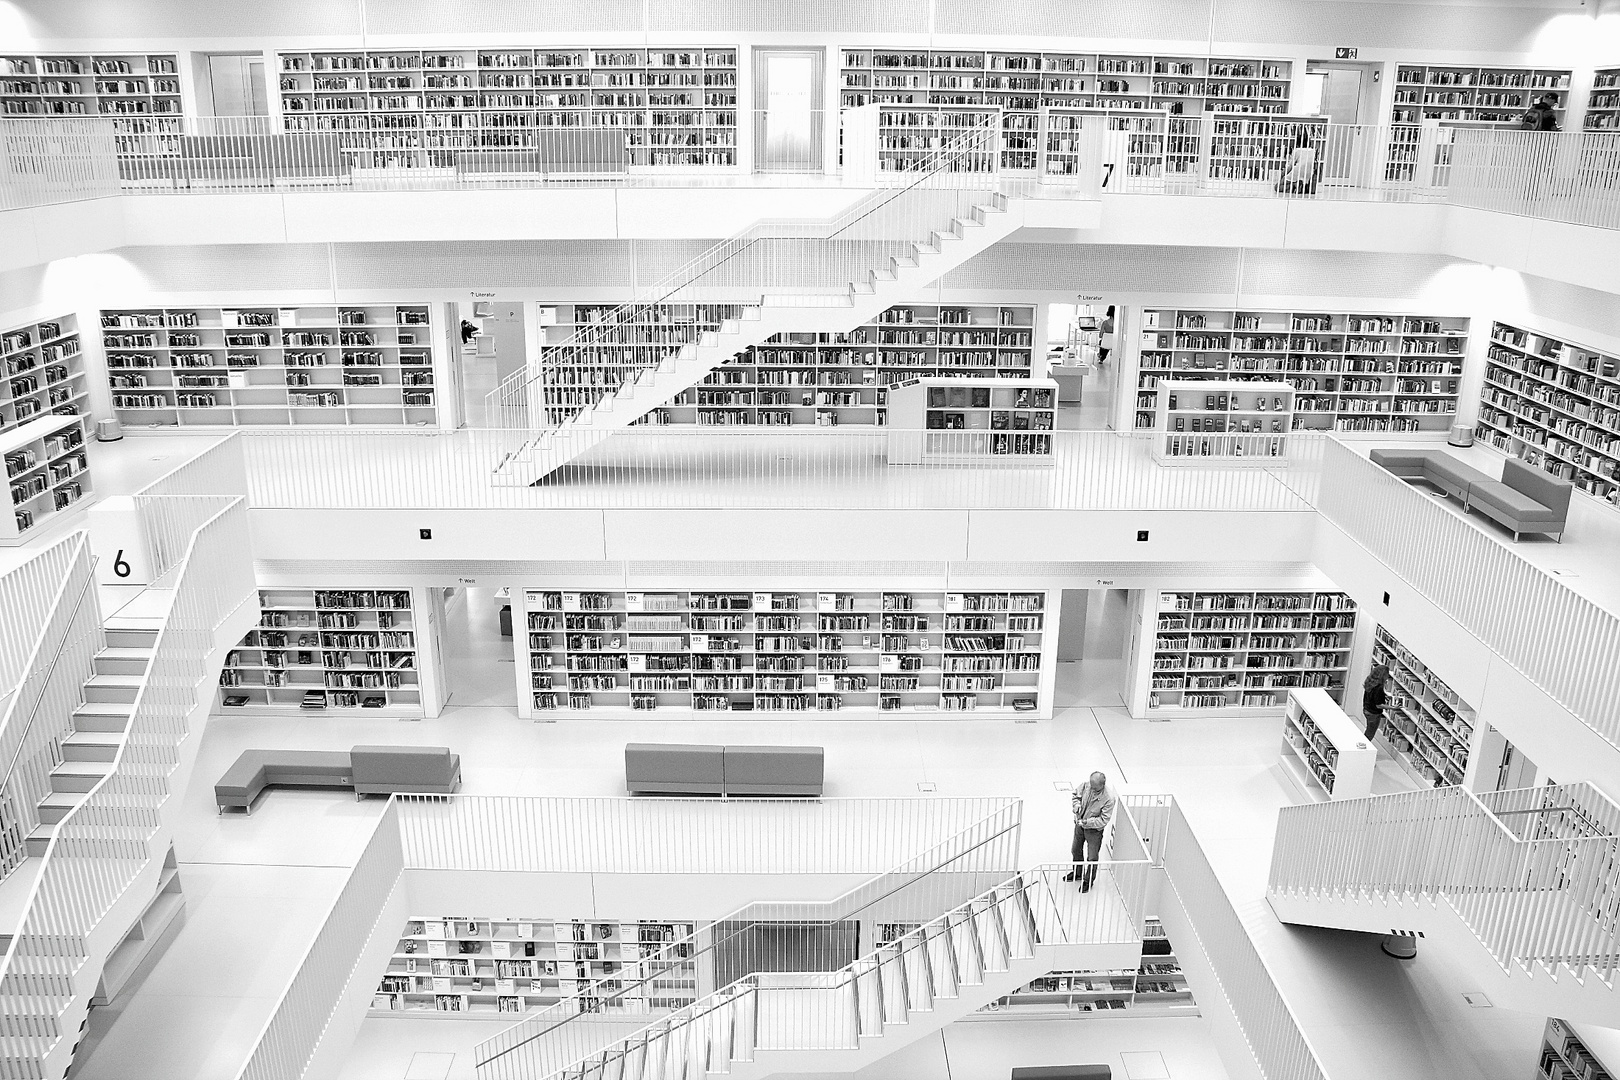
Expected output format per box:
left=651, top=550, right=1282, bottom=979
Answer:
left=479, top=865, right=1145, bottom=1080
left=487, top=124, right=1080, bottom=485
left=26, top=625, right=156, bottom=857
left=1267, top=783, right=1619, bottom=1027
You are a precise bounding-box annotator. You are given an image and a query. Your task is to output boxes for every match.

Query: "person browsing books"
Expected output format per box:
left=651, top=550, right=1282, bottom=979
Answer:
left=1064, top=771, right=1116, bottom=893
left=1362, top=664, right=1392, bottom=740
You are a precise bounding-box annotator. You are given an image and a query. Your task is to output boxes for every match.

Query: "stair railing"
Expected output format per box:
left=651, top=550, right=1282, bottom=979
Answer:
left=485, top=114, right=1003, bottom=431
left=0, top=492, right=255, bottom=1074
left=474, top=797, right=1023, bottom=1080
left=533, top=863, right=1147, bottom=1080
left=1269, top=782, right=1620, bottom=987
left=0, top=537, right=101, bottom=879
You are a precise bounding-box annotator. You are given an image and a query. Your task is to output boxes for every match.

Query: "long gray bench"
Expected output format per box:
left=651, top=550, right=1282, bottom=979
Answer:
left=625, top=743, right=824, bottom=797
left=216, top=744, right=460, bottom=814
left=1010, top=1067, right=1111, bottom=1080
left=1370, top=448, right=1571, bottom=542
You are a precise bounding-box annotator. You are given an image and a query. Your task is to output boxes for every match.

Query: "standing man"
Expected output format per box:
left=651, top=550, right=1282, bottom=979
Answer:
left=1065, top=771, right=1116, bottom=893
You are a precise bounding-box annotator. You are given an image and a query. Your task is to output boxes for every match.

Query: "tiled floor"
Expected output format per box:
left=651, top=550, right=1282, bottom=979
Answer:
left=67, top=585, right=1547, bottom=1080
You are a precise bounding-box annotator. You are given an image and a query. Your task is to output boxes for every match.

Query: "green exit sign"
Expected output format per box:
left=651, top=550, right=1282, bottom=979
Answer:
left=1334, top=47, right=1358, bottom=59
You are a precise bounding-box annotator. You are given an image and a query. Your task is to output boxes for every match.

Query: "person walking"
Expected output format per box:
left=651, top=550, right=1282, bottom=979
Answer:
left=1064, top=771, right=1116, bottom=893
left=1362, top=664, right=1392, bottom=740
left=1097, top=306, right=1117, bottom=367
left=1520, top=94, right=1560, bottom=133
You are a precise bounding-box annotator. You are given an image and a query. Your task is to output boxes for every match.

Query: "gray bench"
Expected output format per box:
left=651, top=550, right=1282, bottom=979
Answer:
left=216, top=745, right=460, bottom=813
left=625, top=743, right=824, bottom=797
left=1010, top=1067, right=1111, bottom=1080
left=1370, top=448, right=1571, bottom=542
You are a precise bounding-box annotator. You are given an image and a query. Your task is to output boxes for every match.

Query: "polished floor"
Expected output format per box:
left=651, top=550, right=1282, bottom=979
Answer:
left=67, top=587, right=1545, bottom=1080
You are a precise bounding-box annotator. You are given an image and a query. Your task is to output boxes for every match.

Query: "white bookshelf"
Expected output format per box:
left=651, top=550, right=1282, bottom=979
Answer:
left=1279, top=687, right=1375, bottom=802
left=218, top=588, right=421, bottom=716
left=2, top=413, right=90, bottom=544
left=102, top=304, right=439, bottom=429
left=1151, top=378, right=1291, bottom=464
left=1387, top=64, right=1571, bottom=182
left=2, top=314, right=89, bottom=436
left=0, top=53, right=182, bottom=145
left=1541, top=1018, right=1617, bottom=1080
left=1589, top=69, right=1620, bottom=132
left=1476, top=321, right=1620, bottom=508
left=1145, top=590, right=1355, bottom=715
left=886, top=377, right=1056, bottom=464
left=277, top=47, right=738, bottom=169
left=373, top=916, right=700, bottom=1018
left=1135, top=308, right=1468, bottom=435
left=521, top=587, right=1052, bottom=718
left=1372, top=625, right=1477, bottom=789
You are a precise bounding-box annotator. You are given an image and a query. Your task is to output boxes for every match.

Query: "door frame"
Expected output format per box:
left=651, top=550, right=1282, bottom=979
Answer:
left=751, top=48, right=826, bottom=173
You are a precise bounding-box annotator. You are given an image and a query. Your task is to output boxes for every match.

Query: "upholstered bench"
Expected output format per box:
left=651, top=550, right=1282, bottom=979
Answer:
left=1009, top=1066, right=1111, bottom=1079
left=1467, top=458, right=1572, bottom=542
left=216, top=745, right=461, bottom=813
left=1368, top=448, right=1493, bottom=506
left=214, top=749, right=353, bottom=814
left=626, top=743, right=825, bottom=796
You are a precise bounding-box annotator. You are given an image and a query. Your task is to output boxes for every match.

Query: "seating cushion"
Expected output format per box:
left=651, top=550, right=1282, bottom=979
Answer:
left=1421, top=455, right=1492, bottom=497
left=626, top=743, right=725, bottom=794
left=351, top=744, right=460, bottom=794
left=1367, top=449, right=1431, bottom=477
left=723, top=745, right=825, bottom=796
left=1009, top=1067, right=1112, bottom=1080
left=1470, top=481, right=1562, bottom=523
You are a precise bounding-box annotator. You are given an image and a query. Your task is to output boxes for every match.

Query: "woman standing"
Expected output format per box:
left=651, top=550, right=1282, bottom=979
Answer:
left=1361, top=664, right=1392, bottom=740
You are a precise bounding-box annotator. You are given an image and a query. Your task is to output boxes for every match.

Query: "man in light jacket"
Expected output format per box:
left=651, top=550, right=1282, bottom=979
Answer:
left=1065, top=771, right=1116, bottom=893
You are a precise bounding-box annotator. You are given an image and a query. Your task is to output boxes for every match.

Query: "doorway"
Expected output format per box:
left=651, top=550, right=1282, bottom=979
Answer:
left=201, top=53, right=269, bottom=118
left=437, top=586, right=518, bottom=710
left=752, top=49, right=824, bottom=172
left=1055, top=589, right=1131, bottom=708
left=1304, top=60, right=1382, bottom=184
left=1476, top=724, right=1539, bottom=792
left=458, top=300, right=526, bottom=426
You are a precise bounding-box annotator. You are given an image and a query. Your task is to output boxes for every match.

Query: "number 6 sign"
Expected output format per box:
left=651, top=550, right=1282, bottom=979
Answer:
left=88, top=495, right=154, bottom=586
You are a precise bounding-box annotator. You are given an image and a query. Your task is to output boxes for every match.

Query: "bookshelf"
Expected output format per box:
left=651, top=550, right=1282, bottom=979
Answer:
left=101, top=304, right=439, bottom=429
left=1541, top=1018, right=1617, bottom=1080
left=841, top=49, right=1290, bottom=171
left=1151, top=379, right=1292, bottom=464
left=886, top=378, right=1056, bottom=464
left=217, top=588, right=421, bottom=716
left=1476, top=321, right=1620, bottom=508
left=0, top=53, right=183, bottom=146
left=277, top=47, right=738, bottom=169
left=1589, top=69, right=1620, bottom=131
left=1372, top=625, right=1477, bottom=789
left=521, top=587, right=1052, bottom=718
left=1278, top=687, right=1375, bottom=802
left=373, top=916, right=700, bottom=1017
left=1135, top=308, right=1468, bottom=435
left=1386, top=64, right=1571, bottom=181
left=2, top=314, right=88, bottom=436
left=971, top=917, right=1195, bottom=1019
left=1145, top=590, right=1356, bottom=716
left=2, top=413, right=90, bottom=543
left=875, top=105, right=999, bottom=172
left=539, top=302, right=1035, bottom=428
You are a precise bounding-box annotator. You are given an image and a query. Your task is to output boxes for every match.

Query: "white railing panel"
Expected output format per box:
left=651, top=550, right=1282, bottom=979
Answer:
left=0, top=535, right=87, bottom=691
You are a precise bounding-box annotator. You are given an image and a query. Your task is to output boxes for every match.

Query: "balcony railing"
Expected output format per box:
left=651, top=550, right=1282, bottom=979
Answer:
left=4, top=114, right=1619, bottom=231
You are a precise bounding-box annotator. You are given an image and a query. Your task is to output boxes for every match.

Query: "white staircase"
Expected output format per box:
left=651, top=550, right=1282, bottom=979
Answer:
left=481, top=866, right=1144, bottom=1080
left=1267, top=783, right=1619, bottom=1028
left=25, top=626, right=156, bottom=858
left=492, top=190, right=1031, bottom=486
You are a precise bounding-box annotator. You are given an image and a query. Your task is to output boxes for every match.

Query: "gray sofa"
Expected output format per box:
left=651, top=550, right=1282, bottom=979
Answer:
left=1010, top=1068, right=1111, bottom=1080
left=216, top=744, right=460, bottom=813
left=1369, top=448, right=1571, bottom=542
left=625, top=743, right=824, bottom=797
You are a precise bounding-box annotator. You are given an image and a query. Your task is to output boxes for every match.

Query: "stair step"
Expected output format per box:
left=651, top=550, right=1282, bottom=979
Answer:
left=36, top=791, right=83, bottom=825
left=82, top=673, right=142, bottom=704
left=93, top=648, right=151, bottom=677
left=104, top=628, right=158, bottom=650
left=50, top=760, right=113, bottom=793
left=61, top=730, right=122, bottom=762
left=73, top=701, right=134, bottom=733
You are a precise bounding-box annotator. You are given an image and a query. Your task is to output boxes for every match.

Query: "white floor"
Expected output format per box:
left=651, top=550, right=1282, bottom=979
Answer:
left=64, top=585, right=1550, bottom=1080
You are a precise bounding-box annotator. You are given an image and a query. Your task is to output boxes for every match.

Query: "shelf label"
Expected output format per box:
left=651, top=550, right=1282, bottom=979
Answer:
left=625, top=592, right=644, bottom=611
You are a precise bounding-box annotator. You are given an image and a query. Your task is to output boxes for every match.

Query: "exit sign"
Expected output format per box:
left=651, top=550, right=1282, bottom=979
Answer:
left=1334, top=47, right=1358, bottom=59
